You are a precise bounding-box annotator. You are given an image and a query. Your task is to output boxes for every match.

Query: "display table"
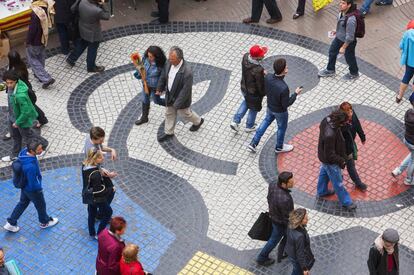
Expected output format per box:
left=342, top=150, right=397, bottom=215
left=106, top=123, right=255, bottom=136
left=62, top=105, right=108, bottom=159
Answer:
left=0, top=1, right=31, bottom=31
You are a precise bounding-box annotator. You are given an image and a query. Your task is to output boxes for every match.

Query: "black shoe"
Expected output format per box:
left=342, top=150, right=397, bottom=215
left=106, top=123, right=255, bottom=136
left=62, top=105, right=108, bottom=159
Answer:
left=158, top=133, right=174, bottom=142
left=356, top=182, right=368, bottom=191
left=150, top=19, right=168, bottom=25
left=277, top=254, right=288, bottom=263
left=292, top=13, right=303, bottom=20
left=135, top=103, right=150, bottom=125
left=66, top=59, right=75, bottom=67
left=342, top=203, right=357, bottom=210
left=42, top=79, right=55, bottom=89
left=87, top=66, right=105, bottom=73
left=318, top=189, right=335, bottom=197
left=2, top=133, right=11, bottom=141
left=189, top=118, right=204, bottom=132
left=256, top=258, right=275, bottom=266
left=150, top=11, right=159, bottom=17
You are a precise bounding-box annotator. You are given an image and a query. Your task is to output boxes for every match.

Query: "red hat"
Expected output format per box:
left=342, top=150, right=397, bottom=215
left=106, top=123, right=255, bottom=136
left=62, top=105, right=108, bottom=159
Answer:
left=407, top=20, right=414, bottom=30
left=249, top=45, right=268, bottom=58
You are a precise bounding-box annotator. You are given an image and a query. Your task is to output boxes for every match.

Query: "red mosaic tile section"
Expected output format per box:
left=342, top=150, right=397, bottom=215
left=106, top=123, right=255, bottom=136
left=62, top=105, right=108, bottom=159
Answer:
left=278, top=120, right=410, bottom=201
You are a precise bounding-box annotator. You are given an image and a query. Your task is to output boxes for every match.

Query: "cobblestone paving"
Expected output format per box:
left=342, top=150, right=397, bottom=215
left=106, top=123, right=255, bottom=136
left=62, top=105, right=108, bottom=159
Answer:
left=1, top=22, right=414, bottom=274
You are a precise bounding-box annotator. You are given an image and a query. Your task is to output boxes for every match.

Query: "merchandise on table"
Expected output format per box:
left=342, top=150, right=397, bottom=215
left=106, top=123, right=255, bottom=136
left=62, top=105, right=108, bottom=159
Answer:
left=0, top=0, right=31, bottom=31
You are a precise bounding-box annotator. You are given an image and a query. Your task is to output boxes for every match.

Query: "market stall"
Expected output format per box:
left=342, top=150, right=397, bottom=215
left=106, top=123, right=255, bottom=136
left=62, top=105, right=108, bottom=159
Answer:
left=0, top=0, right=31, bottom=31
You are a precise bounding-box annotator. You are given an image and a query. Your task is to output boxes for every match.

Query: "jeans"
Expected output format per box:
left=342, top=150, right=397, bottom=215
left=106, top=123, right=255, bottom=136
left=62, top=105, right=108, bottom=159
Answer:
left=399, top=139, right=414, bottom=182
left=361, top=0, right=393, bottom=13
left=56, top=23, right=70, bottom=54
left=296, top=0, right=306, bottom=15
left=7, top=189, right=51, bottom=226
left=233, top=100, right=258, bottom=128
left=9, top=122, right=49, bottom=158
left=402, top=65, right=414, bottom=85
left=88, top=202, right=113, bottom=236
left=252, top=108, right=288, bottom=150
left=257, top=223, right=287, bottom=262
left=251, top=0, right=282, bottom=21
left=289, top=256, right=303, bottom=275
left=327, top=38, right=359, bottom=75
left=346, top=157, right=363, bottom=186
left=317, top=163, right=352, bottom=206
left=142, top=88, right=165, bottom=106
left=67, top=39, right=100, bottom=71
left=26, top=45, right=53, bottom=83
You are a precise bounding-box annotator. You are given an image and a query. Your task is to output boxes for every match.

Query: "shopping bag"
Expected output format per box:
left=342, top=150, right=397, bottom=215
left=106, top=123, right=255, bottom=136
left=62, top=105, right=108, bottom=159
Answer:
left=248, top=212, right=273, bottom=241
left=312, top=0, right=333, bottom=12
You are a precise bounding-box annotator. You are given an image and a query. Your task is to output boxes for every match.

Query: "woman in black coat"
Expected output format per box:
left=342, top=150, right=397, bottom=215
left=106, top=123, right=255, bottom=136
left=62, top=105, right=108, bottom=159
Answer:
left=339, top=102, right=367, bottom=191
left=285, top=208, right=315, bottom=275
left=367, top=228, right=400, bottom=275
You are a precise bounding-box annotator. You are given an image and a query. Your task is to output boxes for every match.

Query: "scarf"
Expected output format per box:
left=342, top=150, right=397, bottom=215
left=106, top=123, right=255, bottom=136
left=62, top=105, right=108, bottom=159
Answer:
left=374, top=234, right=395, bottom=255
left=31, top=0, right=55, bottom=46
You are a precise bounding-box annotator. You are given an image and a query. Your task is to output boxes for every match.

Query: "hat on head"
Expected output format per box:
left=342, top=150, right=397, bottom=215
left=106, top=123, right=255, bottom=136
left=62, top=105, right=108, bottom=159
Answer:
left=407, top=20, right=414, bottom=30
left=382, top=228, right=399, bottom=243
left=249, top=45, right=268, bottom=59
left=409, top=93, right=414, bottom=104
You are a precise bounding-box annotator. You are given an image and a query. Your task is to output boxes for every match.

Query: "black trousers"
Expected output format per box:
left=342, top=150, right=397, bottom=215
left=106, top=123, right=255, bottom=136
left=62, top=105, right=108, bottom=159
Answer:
left=157, top=0, right=170, bottom=23
left=296, top=0, right=306, bottom=15
left=251, top=0, right=282, bottom=21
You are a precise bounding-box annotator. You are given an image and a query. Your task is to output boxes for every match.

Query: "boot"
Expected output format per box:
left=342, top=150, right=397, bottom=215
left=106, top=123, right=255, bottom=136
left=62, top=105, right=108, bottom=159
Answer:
left=135, top=103, right=150, bottom=125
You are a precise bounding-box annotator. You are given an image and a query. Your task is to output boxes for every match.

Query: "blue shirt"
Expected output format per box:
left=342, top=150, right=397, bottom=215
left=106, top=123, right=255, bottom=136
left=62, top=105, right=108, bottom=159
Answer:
left=133, top=57, right=162, bottom=88
left=400, top=29, right=414, bottom=67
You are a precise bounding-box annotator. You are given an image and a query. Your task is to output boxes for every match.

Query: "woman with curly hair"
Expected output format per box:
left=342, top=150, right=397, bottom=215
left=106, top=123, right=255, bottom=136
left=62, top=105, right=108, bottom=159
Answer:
left=132, top=46, right=167, bottom=126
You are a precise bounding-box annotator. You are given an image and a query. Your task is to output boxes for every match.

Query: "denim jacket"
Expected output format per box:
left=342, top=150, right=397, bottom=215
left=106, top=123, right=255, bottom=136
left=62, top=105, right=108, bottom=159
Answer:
left=133, top=57, right=162, bottom=88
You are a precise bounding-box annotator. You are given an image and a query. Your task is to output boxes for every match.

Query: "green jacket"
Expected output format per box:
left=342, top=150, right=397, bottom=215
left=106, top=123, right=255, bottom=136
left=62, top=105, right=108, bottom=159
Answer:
left=10, top=80, right=38, bottom=128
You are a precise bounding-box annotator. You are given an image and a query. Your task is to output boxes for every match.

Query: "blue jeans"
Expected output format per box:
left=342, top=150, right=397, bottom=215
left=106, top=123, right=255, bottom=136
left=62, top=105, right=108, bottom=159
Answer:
left=142, top=88, right=166, bottom=106
left=88, top=202, right=113, bottom=236
left=257, top=223, right=287, bottom=262
left=361, top=0, right=393, bottom=13
left=289, top=256, right=302, bottom=275
left=7, top=189, right=51, bottom=226
left=233, top=100, right=258, bottom=128
left=252, top=109, right=288, bottom=150
left=317, top=163, right=352, bottom=206
left=398, top=139, right=414, bottom=182
left=67, top=38, right=99, bottom=71
left=327, top=37, right=358, bottom=75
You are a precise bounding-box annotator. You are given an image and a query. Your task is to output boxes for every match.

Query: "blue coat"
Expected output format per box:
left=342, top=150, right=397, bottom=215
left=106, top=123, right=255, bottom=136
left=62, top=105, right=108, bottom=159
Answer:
left=400, top=29, right=414, bottom=67
left=19, top=148, right=42, bottom=192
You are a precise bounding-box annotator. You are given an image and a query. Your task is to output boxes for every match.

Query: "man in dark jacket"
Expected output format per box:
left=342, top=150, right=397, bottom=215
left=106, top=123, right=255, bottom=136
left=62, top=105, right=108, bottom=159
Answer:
left=3, top=140, right=58, bottom=233
left=248, top=58, right=302, bottom=153
left=54, top=0, right=76, bottom=55
left=156, top=46, right=204, bottom=142
left=231, top=45, right=267, bottom=133
left=367, top=228, right=399, bottom=275
left=256, top=171, right=294, bottom=266
left=316, top=110, right=356, bottom=210
left=67, top=0, right=110, bottom=73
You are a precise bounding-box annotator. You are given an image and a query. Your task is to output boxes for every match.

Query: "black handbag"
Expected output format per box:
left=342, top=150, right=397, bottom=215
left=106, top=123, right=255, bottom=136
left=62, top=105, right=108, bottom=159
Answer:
left=248, top=212, right=273, bottom=241
left=82, top=170, right=106, bottom=204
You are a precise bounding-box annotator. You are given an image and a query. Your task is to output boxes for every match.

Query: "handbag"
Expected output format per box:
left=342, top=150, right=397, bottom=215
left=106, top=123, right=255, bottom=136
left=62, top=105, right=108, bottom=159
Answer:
left=82, top=170, right=106, bottom=204
left=248, top=212, right=273, bottom=241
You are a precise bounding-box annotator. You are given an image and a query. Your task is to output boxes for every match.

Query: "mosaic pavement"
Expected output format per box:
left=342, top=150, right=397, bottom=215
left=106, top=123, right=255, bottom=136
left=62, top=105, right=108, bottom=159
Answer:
left=1, top=22, right=414, bottom=274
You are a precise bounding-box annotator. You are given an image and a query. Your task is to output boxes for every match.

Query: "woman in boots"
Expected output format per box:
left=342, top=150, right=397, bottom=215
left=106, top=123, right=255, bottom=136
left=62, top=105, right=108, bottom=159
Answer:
left=132, top=46, right=167, bottom=125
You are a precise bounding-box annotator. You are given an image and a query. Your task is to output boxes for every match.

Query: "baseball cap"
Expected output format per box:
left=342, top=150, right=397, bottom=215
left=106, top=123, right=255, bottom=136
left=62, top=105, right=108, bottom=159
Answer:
left=249, top=45, right=268, bottom=59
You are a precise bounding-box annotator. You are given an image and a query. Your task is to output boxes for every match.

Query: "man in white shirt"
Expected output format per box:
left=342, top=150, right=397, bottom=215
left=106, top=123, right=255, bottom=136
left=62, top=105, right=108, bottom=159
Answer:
left=156, top=46, right=204, bottom=142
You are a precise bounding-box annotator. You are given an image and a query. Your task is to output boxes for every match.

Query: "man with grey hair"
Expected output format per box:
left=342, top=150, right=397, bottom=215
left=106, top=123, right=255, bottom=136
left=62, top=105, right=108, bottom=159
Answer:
left=156, top=46, right=204, bottom=142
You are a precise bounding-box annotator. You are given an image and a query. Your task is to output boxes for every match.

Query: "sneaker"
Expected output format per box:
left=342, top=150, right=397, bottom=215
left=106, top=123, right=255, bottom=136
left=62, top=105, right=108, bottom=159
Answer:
left=2, top=132, right=11, bottom=141
left=247, top=142, right=257, bottom=153
left=40, top=217, right=59, bottom=229
left=37, top=151, right=46, bottom=159
left=404, top=178, right=414, bottom=185
left=355, top=182, right=368, bottom=191
left=318, top=69, right=336, bottom=77
left=317, top=189, right=335, bottom=198
left=230, top=122, right=239, bottom=132
left=244, top=124, right=257, bottom=133
left=256, top=258, right=275, bottom=266
left=391, top=168, right=401, bottom=178
left=42, top=78, right=55, bottom=89
left=375, top=0, right=392, bottom=5
left=342, top=73, right=359, bottom=81
left=3, top=222, right=20, bottom=233
left=342, top=203, right=357, bottom=210
left=1, top=156, right=15, bottom=162
left=360, top=10, right=367, bottom=17
left=275, top=144, right=294, bottom=153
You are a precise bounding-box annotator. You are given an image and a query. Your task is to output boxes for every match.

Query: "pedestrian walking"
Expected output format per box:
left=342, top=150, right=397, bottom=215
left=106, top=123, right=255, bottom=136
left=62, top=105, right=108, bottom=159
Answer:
left=67, top=0, right=110, bottom=73
left=26, top=0, right=55, bottom=89
left=316, top=110, right=357, bottom=210
left=248, top=58, right=302, bottom=153
left=318, top=0, right=362, bottom=81
left=230, top=45, right=267, bottom=133
left=54, top=0, right=76, bottom=55
left=367, top=228, right=399, bottom=275
left=120, top=244, right=149, bottom=275
left=396, top=20, right=414, bottom=104
left=156, top=46, right=204, bottom=142
left=1, top=70, right=48, bottom=162
left=96, top=216, right=127, bottom=275
left=3, top=140, right=58, bottom=233
left=242, top=0, right=282, bottom=24
left=132, top=46, right=167, bottom=126
left=285, top=208, right=315, bottom=275
left=391, top=93, right=414, bottom=185
left=256, top=171, right=295, bottom=266
left=339, top=102, right=368, bottom=191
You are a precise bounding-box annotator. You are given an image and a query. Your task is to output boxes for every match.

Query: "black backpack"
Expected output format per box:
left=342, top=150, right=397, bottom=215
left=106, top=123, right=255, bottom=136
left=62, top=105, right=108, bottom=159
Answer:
left=12, top=158, right=27, bottom=189
left=345, top=9, right=365, bottom=38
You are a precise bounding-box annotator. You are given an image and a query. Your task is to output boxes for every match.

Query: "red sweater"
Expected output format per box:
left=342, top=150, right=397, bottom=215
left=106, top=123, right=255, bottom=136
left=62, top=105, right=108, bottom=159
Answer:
left=120, top=257, right=145, bottom=275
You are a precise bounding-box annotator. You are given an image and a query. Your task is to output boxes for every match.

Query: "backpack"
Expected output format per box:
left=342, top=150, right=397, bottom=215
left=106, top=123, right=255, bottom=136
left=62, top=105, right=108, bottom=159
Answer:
left=345, top=9, right=365, bottom=38
left=12, top=158, right=27, bottom=189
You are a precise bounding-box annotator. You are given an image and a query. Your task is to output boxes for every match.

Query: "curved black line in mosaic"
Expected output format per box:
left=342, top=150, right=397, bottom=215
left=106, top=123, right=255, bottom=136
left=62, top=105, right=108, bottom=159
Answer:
left=259, top=105, right=412, bottom=218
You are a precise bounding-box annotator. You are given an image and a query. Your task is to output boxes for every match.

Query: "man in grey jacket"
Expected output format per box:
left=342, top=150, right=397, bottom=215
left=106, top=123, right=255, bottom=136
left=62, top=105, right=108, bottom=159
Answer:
left=318, top=0, right=359, bottom=81
left=156, top=46, right=204, bottom=142
left=66, top=0, right=110, bottom=73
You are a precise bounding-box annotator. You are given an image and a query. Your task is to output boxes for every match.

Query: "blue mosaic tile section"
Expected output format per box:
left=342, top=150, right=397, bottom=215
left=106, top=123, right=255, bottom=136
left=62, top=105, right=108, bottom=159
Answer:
left=0, top=167, right=175, bottom=274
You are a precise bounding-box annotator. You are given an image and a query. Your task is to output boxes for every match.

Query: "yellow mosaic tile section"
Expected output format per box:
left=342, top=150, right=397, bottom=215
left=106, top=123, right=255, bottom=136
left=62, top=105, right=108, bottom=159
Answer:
left=178, top=251, right=254, bottom=275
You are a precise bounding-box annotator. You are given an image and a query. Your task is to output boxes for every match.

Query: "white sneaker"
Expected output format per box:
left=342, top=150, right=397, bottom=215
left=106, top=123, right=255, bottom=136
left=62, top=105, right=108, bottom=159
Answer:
left=245, top=125, right=257, bottom=133
left=37, top=151, right=46, bottom=159
left=1, top=156, right=12, bottom=162
left=404, top=178, right=414, bottom=186
left=275, top=144, right=294, bottom=153
left=230, top=122, right=239, bottom=132
left=4, top=222, right=20, bottom=233
left=40, top=217, right=59, bottom=229
left=391, top=168, right=401, bottom=178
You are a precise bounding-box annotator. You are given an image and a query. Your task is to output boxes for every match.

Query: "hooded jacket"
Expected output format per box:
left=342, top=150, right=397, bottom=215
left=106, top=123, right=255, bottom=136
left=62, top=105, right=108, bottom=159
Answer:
left=10, top=80, right=38, bottom=128
left=19, top=148, right=42, bottom=192
left=318, top=117, right=347, bottom=168
left=400, top=29, right=414, bottom=67
left=240, top=53, right=265, bottom=111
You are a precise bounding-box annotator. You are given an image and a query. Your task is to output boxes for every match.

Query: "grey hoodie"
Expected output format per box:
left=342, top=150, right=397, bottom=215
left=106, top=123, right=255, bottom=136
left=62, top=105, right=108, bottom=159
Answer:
left=335, top=11, right=357, bottom=44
